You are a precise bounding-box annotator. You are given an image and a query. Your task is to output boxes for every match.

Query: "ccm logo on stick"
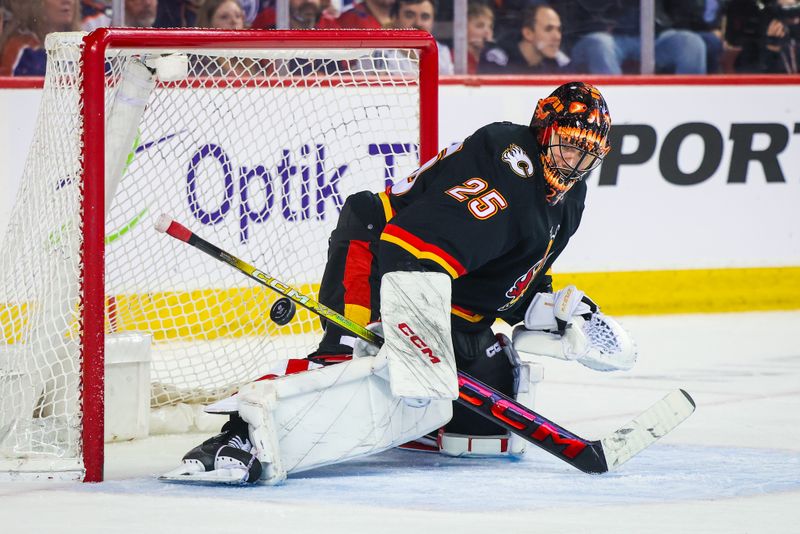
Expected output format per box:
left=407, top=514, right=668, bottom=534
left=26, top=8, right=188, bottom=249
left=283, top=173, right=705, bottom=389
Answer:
left=458, top=376, right=588, bottom=459
left=397, top=323, right=441, bottom=364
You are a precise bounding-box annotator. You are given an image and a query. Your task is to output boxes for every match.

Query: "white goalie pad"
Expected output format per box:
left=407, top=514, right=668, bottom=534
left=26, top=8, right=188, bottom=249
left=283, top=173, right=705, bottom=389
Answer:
left=236, top=356, right=452, bottom=484
left=379, top=271, right=458, bottom=401
left=513, top=312, right=637, bottom=372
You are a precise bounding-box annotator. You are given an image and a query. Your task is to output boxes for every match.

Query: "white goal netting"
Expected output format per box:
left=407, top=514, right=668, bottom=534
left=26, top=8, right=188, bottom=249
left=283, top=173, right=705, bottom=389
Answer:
left=0, top=30, right=431, bottom=479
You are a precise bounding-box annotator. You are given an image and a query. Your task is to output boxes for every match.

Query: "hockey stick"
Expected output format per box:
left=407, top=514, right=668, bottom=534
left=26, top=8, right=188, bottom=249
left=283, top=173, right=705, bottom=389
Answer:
left=155, top=215, right=695, bottom=474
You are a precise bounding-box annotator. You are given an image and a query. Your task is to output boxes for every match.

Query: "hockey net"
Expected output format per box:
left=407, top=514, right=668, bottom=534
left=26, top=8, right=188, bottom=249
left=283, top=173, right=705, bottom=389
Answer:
left=0, top=29, right=437, bottom=481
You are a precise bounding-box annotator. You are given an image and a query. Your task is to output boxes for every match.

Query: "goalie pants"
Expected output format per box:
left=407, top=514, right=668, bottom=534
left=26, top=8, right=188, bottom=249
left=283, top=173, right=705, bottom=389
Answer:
left=314, top=192, right=514, bottom=436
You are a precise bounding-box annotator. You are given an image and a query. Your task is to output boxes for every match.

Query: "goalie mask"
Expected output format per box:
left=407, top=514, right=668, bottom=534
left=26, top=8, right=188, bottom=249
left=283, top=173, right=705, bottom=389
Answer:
left=530, top=82, right=611, bottom=205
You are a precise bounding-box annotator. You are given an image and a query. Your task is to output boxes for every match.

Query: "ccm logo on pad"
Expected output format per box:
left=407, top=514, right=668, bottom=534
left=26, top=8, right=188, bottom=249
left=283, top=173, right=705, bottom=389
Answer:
left=397, top=323, right=441, bottom=364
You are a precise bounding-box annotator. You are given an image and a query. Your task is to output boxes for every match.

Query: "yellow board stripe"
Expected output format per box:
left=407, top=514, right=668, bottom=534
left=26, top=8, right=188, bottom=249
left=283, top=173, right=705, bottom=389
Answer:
left=2, top=267, right=799, bottom=344
left=0, top=285, right=325, bottom=344
left=553, top=266, right=800, bottom=315
left=106, top=284, right=324, bottom=340
left=380, top=233, right=461, bottom=279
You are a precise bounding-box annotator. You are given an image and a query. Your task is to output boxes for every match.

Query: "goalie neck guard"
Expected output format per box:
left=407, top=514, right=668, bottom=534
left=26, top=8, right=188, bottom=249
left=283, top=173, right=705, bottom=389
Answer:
left=530, top=81, right=612, bottom=206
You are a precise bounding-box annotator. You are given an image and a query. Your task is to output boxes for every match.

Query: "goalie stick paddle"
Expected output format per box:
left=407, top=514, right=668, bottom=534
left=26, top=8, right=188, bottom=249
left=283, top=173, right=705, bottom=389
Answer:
left=155, top=215, right=696, bottom=474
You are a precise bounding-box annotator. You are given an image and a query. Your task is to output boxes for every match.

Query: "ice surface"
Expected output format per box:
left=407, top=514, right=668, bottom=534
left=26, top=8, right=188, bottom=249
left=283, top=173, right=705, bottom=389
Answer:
left=1, top=311, right=799, bottom=533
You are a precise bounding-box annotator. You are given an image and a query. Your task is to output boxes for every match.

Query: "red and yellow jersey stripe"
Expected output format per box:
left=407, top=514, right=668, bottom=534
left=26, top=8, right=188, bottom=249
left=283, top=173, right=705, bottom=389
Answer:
left=451, top=304, right=485, bottom=323
left=341, top=239, right=374, bottom=327
left=380, top=224, right=467, bottom=279
left=377, top=189, right=395, bottom=223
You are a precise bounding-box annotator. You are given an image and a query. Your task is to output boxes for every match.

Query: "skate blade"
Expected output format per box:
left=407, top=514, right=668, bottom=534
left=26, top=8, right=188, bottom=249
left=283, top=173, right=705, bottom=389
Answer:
left=159, top=464, right=251, bottom=486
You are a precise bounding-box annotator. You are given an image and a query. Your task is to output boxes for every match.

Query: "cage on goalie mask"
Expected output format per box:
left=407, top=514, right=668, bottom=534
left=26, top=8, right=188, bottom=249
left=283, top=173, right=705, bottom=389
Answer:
left=530, top=81, right=612, bottom=205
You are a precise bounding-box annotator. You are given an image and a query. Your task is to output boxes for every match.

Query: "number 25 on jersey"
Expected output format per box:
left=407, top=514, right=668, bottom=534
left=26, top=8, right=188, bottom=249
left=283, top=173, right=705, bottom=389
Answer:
left=446, top=178, right=508, bottom=220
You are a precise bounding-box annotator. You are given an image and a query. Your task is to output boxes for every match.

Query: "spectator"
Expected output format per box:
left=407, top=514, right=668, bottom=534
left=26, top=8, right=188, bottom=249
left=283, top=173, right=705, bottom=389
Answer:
left=556, top=0, right=708, bottom=74
left=467, top=0, right=504, bottom=74
left=126, top=0, right=158, bottom=26
left=726, top=0, right=800, bottom=73
left=251, top=0, right=339, bottom=28
left=197, top=0, right=246, bottom=28
left=488, top=0, right=547, bottom=45
left=251, top=0, right=341, bottom=74
left=81, top=0, right=157, bottom=28
left=392, top=0, right=454, bottom=74
left=499, top=3, right=570, bottom=73
left=662, top=0, right=725, bottom=73
left=192, top=0, right=253, bottom=76
left=0, top=0, right=81, bottom=76
left=337, top=0, right=393, bottom=29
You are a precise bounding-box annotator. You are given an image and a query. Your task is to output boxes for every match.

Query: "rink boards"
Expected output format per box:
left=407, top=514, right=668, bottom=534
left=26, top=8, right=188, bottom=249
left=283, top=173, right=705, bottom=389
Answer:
left=0, top=76, right=798, bottom=314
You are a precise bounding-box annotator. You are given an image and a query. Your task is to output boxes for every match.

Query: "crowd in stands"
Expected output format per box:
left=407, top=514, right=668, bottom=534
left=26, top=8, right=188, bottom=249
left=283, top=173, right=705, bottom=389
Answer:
left=0, top=0, right=798, bottom=76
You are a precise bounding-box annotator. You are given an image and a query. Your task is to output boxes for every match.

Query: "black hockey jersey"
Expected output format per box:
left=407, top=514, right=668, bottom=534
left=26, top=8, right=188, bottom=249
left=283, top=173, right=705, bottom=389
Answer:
left=377, top=122, right=586, bottom=331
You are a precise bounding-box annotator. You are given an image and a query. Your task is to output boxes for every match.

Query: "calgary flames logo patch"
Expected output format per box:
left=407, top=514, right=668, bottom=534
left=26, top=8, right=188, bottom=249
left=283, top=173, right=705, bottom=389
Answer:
left=505, top=262, right=539, bottom=300
left=501, top=144, right=534, bottom=178
left=498, top=225, right=559, bottom=312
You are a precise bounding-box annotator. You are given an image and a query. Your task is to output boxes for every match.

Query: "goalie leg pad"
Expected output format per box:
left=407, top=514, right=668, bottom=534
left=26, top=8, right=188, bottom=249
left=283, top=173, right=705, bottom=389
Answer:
left=237, top=383, right=286, bottom=485
left=379, top=271, right=458, bottom=401
left=237, top=356, right=452, bottom=482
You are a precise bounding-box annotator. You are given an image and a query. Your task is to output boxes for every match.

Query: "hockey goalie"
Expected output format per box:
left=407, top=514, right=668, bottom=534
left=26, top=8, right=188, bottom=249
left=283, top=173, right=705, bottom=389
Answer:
left=162, top=82, right=639, bottom=485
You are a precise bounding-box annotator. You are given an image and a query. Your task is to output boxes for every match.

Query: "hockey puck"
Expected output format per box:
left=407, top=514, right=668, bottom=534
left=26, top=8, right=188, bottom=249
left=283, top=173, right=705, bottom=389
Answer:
left=270, top=298, right=296, bottom=326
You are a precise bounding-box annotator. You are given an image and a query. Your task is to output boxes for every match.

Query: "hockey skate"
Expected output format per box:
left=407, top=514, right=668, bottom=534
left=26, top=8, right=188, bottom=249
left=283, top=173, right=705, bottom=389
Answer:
left=160, top=414, right=262, bottom=485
